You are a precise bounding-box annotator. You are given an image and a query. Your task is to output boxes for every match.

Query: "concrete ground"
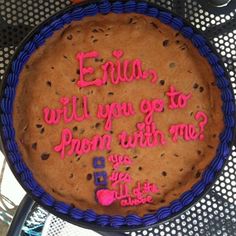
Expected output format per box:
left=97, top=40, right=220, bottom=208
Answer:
left=0, top=152, right=25, bottom=236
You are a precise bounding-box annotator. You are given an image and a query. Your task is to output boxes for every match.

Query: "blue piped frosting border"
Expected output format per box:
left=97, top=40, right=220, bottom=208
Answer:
left=0, top=0, right=235, bottom=229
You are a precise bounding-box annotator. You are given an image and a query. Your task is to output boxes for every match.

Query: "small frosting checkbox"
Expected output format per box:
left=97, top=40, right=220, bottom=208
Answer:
left=93, top=157, right=105, bottom=169
left=94, top=171, right=107, bottom=186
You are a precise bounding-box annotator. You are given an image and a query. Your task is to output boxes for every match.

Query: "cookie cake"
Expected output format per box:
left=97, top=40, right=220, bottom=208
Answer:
left=1, top=0, right=234, bottom=229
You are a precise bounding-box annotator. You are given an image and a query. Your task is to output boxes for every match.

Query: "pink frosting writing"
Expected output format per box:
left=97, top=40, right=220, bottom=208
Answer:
left=132, top=181, right=159, bottom=198
left=109, top=171, right=132, bottom=188
left=195, top=111, right=208, bottom=140
left=167, top=86, right=192, bottom=110
left=96, top=181, right=159, bottom=207
left=43, top=96, right=90, bottom=125
left=54, top=128, right=112, bottom=159
left=76, top=51, right=102, bottom=87
left=119, top=122, right=166, bottom=149
left=97, top=102, right=135, bottom=131
left=140, top=98, right=164, bottom=124
left=169, top=111, right=208, bottom=142
left=75, top=49, right=158, bottom=88
left=108, top=154, right=132, bottom=170
left=120, top=195, right=153, bottom=207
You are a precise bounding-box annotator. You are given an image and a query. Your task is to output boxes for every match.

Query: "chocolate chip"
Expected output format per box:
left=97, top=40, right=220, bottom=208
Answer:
left=80, top=129, right=85, bottom=134
left=179, top=168, right=183, bottom=172
left=25, top=64, right=29, bottom=69
left=180, top=43, right=188, bottom=50
left=95, top=123, right=101, bottom=128
left=73, top=126, right=78, bottom=131
left=133, top=155, right=138, bottom=159
left=105, top=34, right=109, bottom=36
left=63, top=55, right=68, bottom=59
left=169, top=62, right=176, bottom=68
left=199, top=86, right=204, bottom=92
left=128, top=18, right=133, bottom=24
left=160, top=80, right=165, bottom=86
left=67, top=34, right=73, bottom=40
left=197, top=150, right=202, bottom=155
left=40, top=128, right=45, bottom=134
left=76, top=69, right=80, bottom=75
left=187, top=70, right=192, bottom=73
left=110, top=130, right=113, bottom=134
left=160, top=153, right=165, bottom=157
left=51, top=66, right=54, bottom=70
left=174, top=153, right=179, bottom=157
left=212, top=134, right=217, bottom=138
left=190, top=112, right=194, bottom=116
left=148, top=209, right=156, bottom=212
left=208, top=145, right=214, bottom=149
left=107, top=150, right=111, bottom=154
left=138, top=166, right=142, bottom=171
left=175, top=40, right=180, bottom=44
left=178, top=182, right=182, bottom=185
left=71, top=78, right=76, bottom=83
left=87, top=173, right=92, bottom=180
left=211, top=82, right=216, bottom=86
left=163, top=40, right=170, bottom=47
left=36, top=124, right=42, bottom=128
left=32, top=142, right=37, bottom=150
left=175, top=32, right=180, bottom=37
left=41, top=153, right=50, bottom=160
left=92, top=29, right=98, bottom=33
left=108, top=92, right=114, bottom=96
left=160, top=199, right=165, bottom=203
left=46, top=81, right=52, bottom=87
left=126, top=167, right=130, bottom=171
left=151, top=22, right=158, bottom=29
left=192, top=166, right=195, bottom=170
left=69, top=173, right=74, bottom=178
left=195, top=171, right=201, bottom=178
left=193, top=83, right=199, bottom=89
left=93, top=39, right=98, bottom=43
left=95, top=58, right=104, bottom=62
left=162, top=171, right=167, bottom=176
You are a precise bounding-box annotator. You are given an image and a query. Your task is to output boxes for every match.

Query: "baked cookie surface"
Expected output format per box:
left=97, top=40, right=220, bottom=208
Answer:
left=13, top=13, right=224, bottom=216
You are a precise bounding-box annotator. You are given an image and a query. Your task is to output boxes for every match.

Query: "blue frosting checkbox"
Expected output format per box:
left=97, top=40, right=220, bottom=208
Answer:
left=94, top=171, right=107, bottom=186
left=93, top=156, right=105, bottom=168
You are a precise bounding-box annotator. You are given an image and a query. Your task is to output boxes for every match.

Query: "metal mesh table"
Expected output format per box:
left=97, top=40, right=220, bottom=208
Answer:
left=0, top=0, right=236, bottom=235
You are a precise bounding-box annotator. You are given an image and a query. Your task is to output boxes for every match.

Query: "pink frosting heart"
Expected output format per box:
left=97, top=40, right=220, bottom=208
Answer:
left=136, top=122, right=145, bottom=130
left=96, top=189, right=115, bottom=206
left=112, top=49, right=124, bottom=59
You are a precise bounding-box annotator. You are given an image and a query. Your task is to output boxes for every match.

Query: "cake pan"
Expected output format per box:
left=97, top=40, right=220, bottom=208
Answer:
left=0, top=0, right=235, bottom=232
